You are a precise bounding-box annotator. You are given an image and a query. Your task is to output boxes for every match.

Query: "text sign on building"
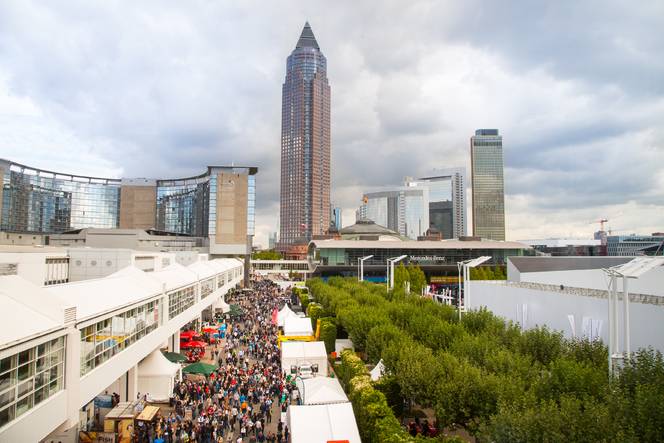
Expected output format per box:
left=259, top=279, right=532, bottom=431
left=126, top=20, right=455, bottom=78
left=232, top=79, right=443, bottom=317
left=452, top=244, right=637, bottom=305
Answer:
left=409, top=256, right=447, bottom=263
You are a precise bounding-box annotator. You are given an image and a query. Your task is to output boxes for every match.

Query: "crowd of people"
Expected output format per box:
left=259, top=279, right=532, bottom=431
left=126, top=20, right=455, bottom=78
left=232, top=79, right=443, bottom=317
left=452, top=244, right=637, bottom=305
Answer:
left=135, top=277, right=297, bottom=443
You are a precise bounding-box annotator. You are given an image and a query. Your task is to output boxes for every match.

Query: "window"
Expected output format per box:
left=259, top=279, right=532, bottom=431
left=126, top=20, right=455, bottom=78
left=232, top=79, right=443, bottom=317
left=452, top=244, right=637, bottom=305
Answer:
left=79, top=300, right=159, bottom=376
left=168, top=286, right=196, bottom=319
left=0, top=337, right=65, bottom=428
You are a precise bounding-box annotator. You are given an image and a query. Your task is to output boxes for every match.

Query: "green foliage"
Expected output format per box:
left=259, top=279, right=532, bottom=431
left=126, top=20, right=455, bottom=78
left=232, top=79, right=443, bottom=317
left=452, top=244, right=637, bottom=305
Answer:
left=251, top=249, right=282, bottom=260
left=320, top=319, right=337, bottom=354
left=306, top=302, right=325, bottom=330
left=306, top=277, right=664, bottom=440
left=394, top=262, right=410, bottom=292
left=407, top=263, right=427, bottom=294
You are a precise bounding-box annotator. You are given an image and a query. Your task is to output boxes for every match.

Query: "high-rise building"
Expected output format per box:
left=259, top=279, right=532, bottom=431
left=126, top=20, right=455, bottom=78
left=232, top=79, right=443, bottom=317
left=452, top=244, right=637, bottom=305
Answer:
left=268, top=232, right=278, bottom=250
left=406, top=167, right=467, bottom=239
left=471, top=129, right=505, bottom=241
left=359, top=187, right=429, bottom=240
left=279, top=22, right=331, bottom=248
left=332, top=206, right=342, bottom=229
left=607, top=233, right=664, bottom=256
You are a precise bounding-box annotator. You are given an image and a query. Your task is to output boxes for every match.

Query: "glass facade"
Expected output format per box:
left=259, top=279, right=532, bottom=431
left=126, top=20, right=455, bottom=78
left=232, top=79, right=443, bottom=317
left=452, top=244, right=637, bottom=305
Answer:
left=0, top=161, right=257, bottom=242
left=362, top=188, right=429, bottom=239
left=200, top=278, right=215, bottom=298
left=410, top=168, right=467, bottom=238
left=156, top=177, right=209, bottom=237
left=80, top=300, right=159, bottom=376
left=280, top=23, right=331, bottom=245
left=0, top=336, right=66, bottom=428
left=167, top=286, right=196, bottom=319
left=471, top=130, right=505, bottom=241
left=1, top=164, right=120, bottom=234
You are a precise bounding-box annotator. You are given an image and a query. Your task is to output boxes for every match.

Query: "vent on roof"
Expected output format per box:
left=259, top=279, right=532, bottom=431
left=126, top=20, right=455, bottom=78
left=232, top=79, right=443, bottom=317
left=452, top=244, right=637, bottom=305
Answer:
left=0, top=263, right=18, bottom=276
left=64, top=306, right=77, bottom=324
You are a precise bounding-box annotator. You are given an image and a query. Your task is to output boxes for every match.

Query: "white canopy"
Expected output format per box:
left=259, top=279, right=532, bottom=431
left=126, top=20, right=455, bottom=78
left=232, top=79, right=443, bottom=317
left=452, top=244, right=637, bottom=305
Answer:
left=137, top=349, right=181, bottom=402
left=370, top=359, right=386, bottom=381
left=277, top=304, right=298, bottom=327
left=296, top=377, right=348, bottom=405
left=288, top=403, right=361, bottom=443
left=283, top=317, right=314, bottom=336
left=214, top=296, right=231, bottom=313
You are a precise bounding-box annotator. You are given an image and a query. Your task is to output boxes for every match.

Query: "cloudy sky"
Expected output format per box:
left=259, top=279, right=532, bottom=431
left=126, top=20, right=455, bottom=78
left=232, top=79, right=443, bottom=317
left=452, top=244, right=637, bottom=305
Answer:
left=1, top=0, right=663, bottom=247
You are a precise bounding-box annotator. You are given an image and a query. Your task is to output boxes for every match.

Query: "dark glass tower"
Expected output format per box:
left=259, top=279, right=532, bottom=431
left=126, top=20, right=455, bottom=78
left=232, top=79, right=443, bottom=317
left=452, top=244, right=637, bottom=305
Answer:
left=279, top=22, right=331, bottom=247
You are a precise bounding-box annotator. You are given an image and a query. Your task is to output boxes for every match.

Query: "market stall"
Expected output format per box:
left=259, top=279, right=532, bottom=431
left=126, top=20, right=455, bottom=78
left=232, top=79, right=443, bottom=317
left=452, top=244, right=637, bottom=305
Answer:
left=137, top=350, right=181, bottom=403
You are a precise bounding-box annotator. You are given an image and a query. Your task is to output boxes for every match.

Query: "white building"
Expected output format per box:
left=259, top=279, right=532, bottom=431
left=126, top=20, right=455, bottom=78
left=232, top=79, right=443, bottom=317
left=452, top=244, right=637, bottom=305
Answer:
left=468, top=256, right=664, bottom=353
left=0, top=258, right=244, bottom=442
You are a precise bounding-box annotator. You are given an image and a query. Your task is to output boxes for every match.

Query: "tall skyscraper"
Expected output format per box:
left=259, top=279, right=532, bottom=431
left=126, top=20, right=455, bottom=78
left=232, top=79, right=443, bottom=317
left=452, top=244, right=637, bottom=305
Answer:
left=279, top=22, right=331, bottom=247
left=332, top=206, right=343, bottom=229
left=406, top=167, right=467, bottom=239
left=471, top=129, right=505, bottom=240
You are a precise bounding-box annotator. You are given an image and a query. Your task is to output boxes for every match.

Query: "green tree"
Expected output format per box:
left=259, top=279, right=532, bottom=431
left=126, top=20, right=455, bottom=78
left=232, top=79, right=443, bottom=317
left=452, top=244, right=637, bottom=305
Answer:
left=407, top=263, right=427, bottom=294
left=393, top=262, right=410, bottom=292
left=307, top=303, right=325, bottom=330
left=320, top=319, right=337, bottom=354
left=251, top=249, right=282, bottom=260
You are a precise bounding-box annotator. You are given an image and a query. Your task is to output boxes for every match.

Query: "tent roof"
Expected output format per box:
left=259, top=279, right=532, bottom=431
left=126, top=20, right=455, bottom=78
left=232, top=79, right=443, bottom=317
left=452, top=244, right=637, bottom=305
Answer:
left=281, top=341, right=327, bottom=359
left=288, top=403, right=361, bottom=443
left=45, top=270, right=163, bottom=321
left=0, top=276, right=66, bottom=348
left=187, top=261, right=219, bottom=279
left=370, top=359, right=386, bottom=381
left=138, top=349, right=181, bottom=377
left=297, top=377, right=348, bottom=405
left=283, top=317, right=314, bottom=336
left=278, top=304, right=298, bottom=326
left=150, top=262, right=198, bottom=291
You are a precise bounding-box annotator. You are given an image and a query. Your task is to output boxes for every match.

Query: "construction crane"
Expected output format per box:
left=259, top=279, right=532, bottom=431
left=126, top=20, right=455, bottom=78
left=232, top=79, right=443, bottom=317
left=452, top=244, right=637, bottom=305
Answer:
left=590, top=219, right=609, bottom=232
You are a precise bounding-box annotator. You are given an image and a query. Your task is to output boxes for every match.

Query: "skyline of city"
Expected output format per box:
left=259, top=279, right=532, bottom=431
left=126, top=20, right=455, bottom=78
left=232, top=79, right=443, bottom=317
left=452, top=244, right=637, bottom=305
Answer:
left=0, top=3, right=662, bottom=248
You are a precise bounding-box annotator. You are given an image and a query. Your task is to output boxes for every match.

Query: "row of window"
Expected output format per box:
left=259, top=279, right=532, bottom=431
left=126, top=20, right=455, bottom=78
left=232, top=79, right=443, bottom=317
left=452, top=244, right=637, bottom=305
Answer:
left=0, top=337, right=66, bottom=429
left=80, top=301, right=159, bottom=376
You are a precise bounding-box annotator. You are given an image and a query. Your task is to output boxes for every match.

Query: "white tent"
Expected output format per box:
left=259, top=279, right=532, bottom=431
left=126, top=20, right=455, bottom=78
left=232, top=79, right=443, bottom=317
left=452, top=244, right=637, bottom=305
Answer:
left=214, top=296, right=230, bottom=314
left=288, top=403, right=361, bottom=443
left=370, top=359, right=386, bottom=381
left=137, top=350, right=181, bottom=402
left=277, top=304, right=298, bottom=327
left=281, top=341, right=328, bottom=377
left=335, top=338, right=354, bottom=355
left=283, top=317, right=314, bottom=337
left=295, top=377, right=348, bottom=405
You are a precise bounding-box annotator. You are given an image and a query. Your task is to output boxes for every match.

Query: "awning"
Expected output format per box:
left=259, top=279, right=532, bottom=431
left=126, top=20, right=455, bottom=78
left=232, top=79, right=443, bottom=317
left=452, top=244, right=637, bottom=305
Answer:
left=136, top=405, right=160, bottom=422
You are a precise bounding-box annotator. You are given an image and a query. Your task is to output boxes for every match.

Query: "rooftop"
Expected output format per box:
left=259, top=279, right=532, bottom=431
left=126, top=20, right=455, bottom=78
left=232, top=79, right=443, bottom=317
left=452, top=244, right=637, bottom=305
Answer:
left=296, top=22, right=320, bottom=50
left=310, top=238, right=532, bottom=250
left=509, top=256, right=632, bottom=273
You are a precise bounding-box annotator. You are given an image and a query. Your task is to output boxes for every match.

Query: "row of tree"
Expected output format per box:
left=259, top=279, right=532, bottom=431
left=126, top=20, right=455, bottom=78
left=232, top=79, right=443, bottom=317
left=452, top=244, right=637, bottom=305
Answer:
left=306, top=277, right=664, bottom=442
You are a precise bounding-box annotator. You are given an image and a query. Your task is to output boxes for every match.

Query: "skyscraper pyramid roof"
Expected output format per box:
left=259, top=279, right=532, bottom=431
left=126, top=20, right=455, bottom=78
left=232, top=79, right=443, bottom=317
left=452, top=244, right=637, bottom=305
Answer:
left=296, top=21, right=320, bottom=49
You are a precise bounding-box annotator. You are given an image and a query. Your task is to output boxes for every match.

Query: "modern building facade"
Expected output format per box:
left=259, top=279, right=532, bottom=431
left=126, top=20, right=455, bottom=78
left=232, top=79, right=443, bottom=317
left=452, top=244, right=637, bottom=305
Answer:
left=607, top=234, right=664, bottom=256
left=0, top=159, right=257, bottom=255
left=332, top=207, right=342, bottom=230
left=519, top=238, right=606, bottom=256
left=0, top=258, right=244, bottom=442
left=471, top=129, right=505, bottom=241
left=359, top=187, right=429, bottom=240
left=406, top=167, right=467, bottom=239
left=279, top=22, right=331, bottom=247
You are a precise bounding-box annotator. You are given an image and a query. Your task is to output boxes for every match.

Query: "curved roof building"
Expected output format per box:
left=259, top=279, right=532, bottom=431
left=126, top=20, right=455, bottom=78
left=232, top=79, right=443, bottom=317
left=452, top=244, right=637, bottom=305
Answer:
left=0, top=159, right=257, bottom=255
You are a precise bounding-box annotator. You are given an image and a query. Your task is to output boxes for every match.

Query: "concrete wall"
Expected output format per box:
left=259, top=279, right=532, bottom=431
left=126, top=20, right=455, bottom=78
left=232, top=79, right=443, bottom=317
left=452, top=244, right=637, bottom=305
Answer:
left=518, top=267, right=664, bottom=297
left=119, top=181, right=157, bottom=230
left=468, top=281, right=664, bottom=353
left=0, top=251, right=68, bottom=286
left=216, top=172, right=248, bottom=246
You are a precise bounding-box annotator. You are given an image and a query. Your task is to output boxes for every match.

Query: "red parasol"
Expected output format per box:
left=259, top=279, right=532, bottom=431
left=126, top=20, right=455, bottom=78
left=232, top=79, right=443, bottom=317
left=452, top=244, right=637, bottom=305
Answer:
left=180, top=340, right=207, bottom=349
left=202, top=327, right=218, bottom=333
left=180, top=331, right=196, bottom=340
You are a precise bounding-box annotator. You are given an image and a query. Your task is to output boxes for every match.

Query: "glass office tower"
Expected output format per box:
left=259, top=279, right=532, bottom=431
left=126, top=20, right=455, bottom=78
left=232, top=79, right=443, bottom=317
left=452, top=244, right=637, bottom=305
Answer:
left=0, top=162, right=120, bottom=233
left=0, top=159, right=257, bottom=255
left=470, top=129, right=505, bottom=241
left=360, top=188, right=429, bottom=240
left=279, top=22, right=331, bottom=247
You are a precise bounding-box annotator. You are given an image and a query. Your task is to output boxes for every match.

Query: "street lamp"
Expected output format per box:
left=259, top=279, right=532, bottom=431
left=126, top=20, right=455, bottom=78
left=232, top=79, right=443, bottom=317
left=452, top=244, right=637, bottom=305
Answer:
left=387, top=255, right=408, bottom=290
left=358, top=255, right=374, bottom=281
left=602, top=257, right=664, bottom=376
left=456, top=256, right=492, bottom=320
